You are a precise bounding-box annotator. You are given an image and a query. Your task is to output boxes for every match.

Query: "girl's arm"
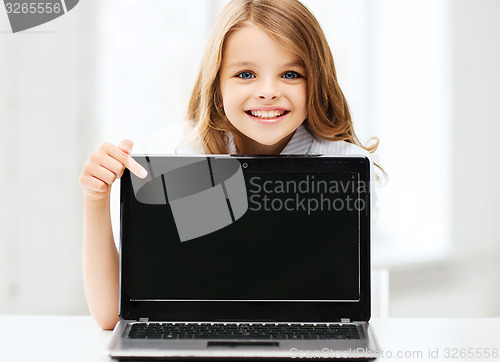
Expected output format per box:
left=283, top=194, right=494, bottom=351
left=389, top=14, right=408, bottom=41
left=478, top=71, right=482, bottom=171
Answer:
left=79, top=141, right=147, bottom=330
left=82, top=194, right=120, bottom=330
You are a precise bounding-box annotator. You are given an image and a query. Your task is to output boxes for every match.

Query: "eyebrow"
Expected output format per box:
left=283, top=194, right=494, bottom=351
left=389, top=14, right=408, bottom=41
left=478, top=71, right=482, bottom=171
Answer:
left=226, top=61, right=304, bottom=69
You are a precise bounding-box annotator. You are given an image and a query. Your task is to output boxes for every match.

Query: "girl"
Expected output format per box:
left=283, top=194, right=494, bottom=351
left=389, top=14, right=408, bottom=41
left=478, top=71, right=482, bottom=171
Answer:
left=80, top=0, right=379, bottom=330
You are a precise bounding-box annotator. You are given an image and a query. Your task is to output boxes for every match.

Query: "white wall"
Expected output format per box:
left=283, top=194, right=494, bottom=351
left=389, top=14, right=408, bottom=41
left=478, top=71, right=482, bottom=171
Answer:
left=0, top=0, right=99, bottom=314
left=389, top=0, right=500, bottom=317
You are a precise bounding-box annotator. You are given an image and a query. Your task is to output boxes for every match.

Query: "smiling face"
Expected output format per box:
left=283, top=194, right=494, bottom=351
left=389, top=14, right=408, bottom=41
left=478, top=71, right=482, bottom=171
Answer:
left=219, top=23, right=307, bottom=154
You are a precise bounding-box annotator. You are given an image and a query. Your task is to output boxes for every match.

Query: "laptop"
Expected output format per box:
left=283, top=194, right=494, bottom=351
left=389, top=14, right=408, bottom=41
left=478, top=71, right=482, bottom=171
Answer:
left=107, top=154, right=380, bottom=359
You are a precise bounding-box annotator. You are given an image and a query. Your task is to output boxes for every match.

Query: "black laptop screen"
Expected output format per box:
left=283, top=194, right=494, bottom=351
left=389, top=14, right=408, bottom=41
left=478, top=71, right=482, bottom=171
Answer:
left=122, top=156, right=368, bottom=305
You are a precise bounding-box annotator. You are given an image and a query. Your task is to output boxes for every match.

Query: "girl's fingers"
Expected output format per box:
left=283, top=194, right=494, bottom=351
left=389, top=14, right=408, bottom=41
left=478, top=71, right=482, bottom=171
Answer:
left=80, top=140, right=148, bottom=198
left=119, top=139, right=133, bottom=153
left=125, top=155, right=148, bottom=179
left=99, top=153, right=126, bottom=179
left=86, top=176, right=108, bottom=193
left=91, top=163, right=117, bottom=185
left=111, top=140, right=148, bottom=179
left=79, top=173, right=108, bottom=195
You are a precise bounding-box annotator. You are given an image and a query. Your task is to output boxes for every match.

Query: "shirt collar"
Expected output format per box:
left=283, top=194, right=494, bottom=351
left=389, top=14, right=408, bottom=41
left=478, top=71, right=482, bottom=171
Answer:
left=226, top=124, right=314, bottom=155
left=279, top=124, right=314, bottom=154
left=227, top=133, right=237, bottom=154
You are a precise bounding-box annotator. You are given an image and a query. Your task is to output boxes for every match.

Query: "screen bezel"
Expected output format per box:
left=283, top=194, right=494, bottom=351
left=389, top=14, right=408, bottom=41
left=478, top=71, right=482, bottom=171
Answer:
left=119, top=155, right=371, bottom=322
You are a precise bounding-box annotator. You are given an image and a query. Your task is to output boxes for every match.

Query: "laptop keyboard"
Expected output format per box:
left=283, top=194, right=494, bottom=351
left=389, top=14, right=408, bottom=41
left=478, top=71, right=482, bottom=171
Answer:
left=127, top=322, right=360, bottom=340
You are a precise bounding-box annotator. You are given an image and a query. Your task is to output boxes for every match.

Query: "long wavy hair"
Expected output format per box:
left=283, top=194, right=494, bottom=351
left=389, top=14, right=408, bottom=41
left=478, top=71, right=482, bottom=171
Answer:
left=187, top=0, right=379, bottom=155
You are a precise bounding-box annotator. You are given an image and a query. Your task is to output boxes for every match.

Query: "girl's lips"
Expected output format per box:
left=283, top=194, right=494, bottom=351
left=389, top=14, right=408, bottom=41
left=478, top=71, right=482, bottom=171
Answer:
left=245, top=110, right=290, bottom=124
left=244, top=108, right=290, bottom=124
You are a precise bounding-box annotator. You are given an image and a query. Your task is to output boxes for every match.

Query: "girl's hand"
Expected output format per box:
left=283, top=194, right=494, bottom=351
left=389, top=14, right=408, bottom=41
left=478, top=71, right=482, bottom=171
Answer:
left=79, top=139, right=148, bottom=201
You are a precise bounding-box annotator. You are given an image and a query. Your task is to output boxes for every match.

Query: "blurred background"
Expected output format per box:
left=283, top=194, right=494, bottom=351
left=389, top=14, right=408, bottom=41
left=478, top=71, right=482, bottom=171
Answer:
left=0, top=0, right=499, bottom=317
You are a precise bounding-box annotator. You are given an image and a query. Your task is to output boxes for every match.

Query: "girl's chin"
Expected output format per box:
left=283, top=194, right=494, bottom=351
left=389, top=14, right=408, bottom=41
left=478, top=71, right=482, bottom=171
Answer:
left=243, top=134, right=292, bottom=154
left=245, top=133, right=284, bottom=146
left=230, top=123, right=298, bottom=153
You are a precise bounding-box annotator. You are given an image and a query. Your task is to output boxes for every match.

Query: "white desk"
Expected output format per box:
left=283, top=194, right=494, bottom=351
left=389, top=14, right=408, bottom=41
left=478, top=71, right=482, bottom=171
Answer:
left=0, top=315, right=499, bottom=362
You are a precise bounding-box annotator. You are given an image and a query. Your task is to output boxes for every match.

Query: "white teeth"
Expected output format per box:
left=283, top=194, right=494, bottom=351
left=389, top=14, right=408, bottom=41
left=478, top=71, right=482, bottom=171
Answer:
left=249, top=110, right=286, bottom=119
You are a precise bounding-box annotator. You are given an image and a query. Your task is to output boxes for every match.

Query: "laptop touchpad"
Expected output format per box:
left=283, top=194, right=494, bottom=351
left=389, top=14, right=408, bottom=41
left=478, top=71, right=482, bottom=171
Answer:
left=207, top=341, right=279, bottom=348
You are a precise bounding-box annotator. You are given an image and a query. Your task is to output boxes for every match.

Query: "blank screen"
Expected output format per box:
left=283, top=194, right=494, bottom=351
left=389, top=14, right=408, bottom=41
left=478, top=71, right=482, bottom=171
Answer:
left=125, top=169, right=361, bottom=302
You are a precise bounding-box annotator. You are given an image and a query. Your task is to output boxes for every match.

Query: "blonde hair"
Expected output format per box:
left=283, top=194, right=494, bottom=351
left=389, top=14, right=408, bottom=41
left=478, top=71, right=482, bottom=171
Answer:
left=187, top=0, right=379, bottom=155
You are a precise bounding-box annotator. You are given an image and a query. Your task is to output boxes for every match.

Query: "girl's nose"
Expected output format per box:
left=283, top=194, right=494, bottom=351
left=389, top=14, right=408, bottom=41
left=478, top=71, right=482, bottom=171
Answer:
left=259, top=93, right=279, bottom=100
left=257, top=79, right=281, bottom=100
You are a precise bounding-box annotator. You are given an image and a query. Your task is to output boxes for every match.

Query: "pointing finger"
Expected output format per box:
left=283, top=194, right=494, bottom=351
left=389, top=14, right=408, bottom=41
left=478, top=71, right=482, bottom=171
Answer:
left=119, top=139, right=133, bottom=154
left=118, top=139, right=148, bottom=179
left=126, top=155, right=148, bottom=179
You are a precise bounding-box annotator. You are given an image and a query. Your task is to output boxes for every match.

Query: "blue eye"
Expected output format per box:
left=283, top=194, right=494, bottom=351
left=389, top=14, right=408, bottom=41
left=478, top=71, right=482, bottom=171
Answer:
left=283, top=71, right=300, bottom=79
left=237, top=71, right=254, bottom=79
